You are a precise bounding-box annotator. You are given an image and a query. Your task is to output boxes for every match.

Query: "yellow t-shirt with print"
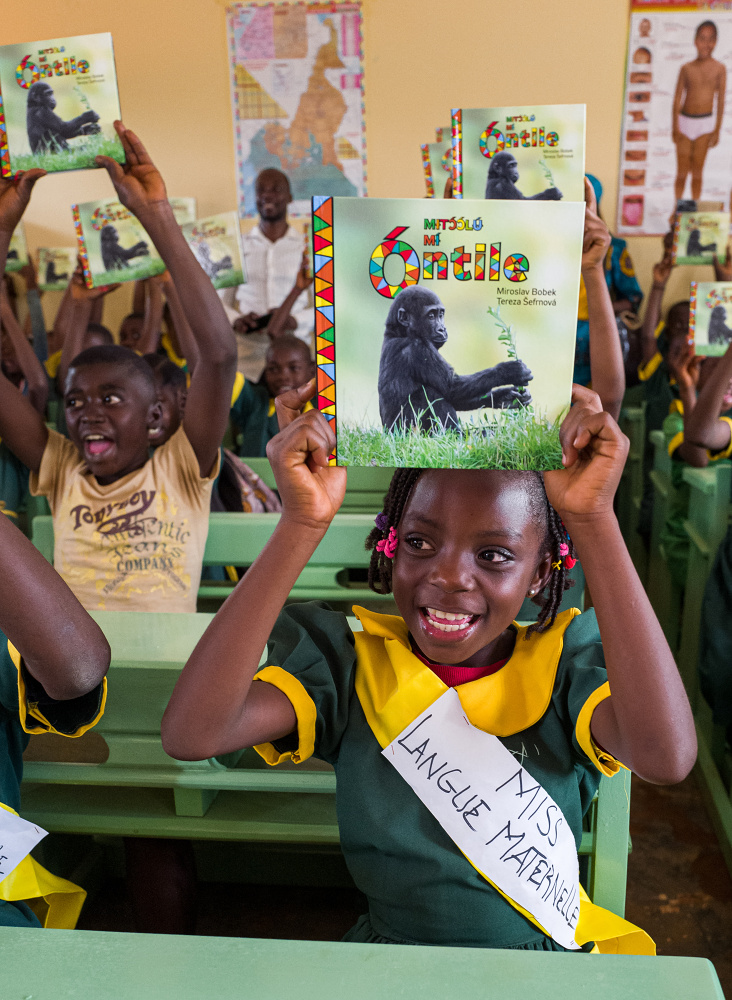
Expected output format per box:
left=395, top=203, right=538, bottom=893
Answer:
left=30, top=426, right=219, bottom=612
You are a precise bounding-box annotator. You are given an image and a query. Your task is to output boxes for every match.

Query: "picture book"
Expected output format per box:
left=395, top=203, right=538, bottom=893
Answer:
left=181, top=212, right=245, bottom=290
left=435, top=125, right=451, bottom=143
left=5, top=224, right=28, bottom=272
left=420, top=136, right=452, bottom=198
left=169, top=197, right=197, bottom=226
left=72, top=199, right=164, bottom=289
left=452, top=104, right=586, bottom=203
left=312, top=195, right=585, bottom=470
left=672, top=212, right=730, bottom=266
left=0, top=33, right=125, bottom=177
left=37, top=248, right=75, bottom=291
left=690, top=281, right=732, bottom=355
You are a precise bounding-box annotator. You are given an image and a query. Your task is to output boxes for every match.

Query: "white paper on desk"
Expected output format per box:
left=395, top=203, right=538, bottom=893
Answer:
left=0, top=809, right=47, bottom=883
left=383, top=688, right=581, bottom=950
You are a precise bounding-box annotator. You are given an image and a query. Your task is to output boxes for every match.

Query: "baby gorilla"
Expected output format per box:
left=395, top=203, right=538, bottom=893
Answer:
left=195, top=243, right=233, bottom=281
left=100, top=226, right=150, bottom=272
left=485, top=151, right=563, bottom=201
left=708, top=304, right=732, bottom=346
left=26, top=81, right=100, bottom=154
left=686, top=227, right=717, bottom=258
left=378, top=286, right=532, bottom=433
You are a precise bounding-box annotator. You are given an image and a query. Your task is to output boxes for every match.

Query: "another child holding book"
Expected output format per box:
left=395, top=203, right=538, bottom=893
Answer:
left=163, top=382, right=696, bottom=953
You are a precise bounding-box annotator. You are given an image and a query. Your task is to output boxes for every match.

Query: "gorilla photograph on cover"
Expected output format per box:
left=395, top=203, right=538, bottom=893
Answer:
left=316, top=196, right=585, bottom=471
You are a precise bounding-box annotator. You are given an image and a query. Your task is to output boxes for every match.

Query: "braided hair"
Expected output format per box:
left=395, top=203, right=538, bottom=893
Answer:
left=365, top=469, right=576, bottom=635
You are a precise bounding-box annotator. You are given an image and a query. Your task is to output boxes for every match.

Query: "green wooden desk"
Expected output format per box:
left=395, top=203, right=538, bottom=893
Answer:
left=0, top=928, right=724, bottom=1000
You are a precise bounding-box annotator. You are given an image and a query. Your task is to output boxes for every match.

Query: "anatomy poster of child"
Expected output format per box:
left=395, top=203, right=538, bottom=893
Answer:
left=617, top=4, right=732, bottom=236
left=313, top=196, right=584, bottom=470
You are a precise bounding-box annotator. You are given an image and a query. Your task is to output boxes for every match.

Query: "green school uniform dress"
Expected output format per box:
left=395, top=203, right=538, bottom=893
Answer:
left=253, top=603, right=647, bottom=953
left=0, top=443, right=30, bottom=523
left=638, top=344, right=680, bottom=543
left=0, top=633, right=106, bottom=927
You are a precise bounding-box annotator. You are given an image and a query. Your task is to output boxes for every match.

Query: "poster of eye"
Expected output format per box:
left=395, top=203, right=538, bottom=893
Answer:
left=226, top=1, right=366, bottom=218
left=617, top=1, right=732, bottom=236
left=312, top=196, right=584, bottom=470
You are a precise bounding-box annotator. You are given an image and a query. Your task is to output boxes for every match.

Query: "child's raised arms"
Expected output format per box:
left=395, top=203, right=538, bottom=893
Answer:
left=685, top=337, right=732, bottom=453
left=162, top=381, right=345, bottom=761
left=545, top=386, right=696, bottom=784
left=97, top=122, right=236, bottom=478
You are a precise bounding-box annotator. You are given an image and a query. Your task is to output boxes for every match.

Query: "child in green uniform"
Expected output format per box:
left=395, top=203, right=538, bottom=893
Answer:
left=661, top=345, right=732, bottom=587
left=163, top=383, right=695, bottom=954
left=231, top=334, right=315, bottom=457
left=0, top=168, right=109, bottom=927
left=683, top=337, right=732, bottom=744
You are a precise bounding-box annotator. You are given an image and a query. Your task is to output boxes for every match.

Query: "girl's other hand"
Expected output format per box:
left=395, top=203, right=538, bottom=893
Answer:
left=267, top=379, right=346, bottom=530
left=544, top=385, right=629, bottom=523
left=652, top=253, right=673, bottom=288
left=96, top=121, right=168, bottom=219
left=667, top=339, right=700, bottom=391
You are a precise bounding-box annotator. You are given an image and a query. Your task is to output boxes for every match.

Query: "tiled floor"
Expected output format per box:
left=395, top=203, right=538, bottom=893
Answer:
left=78, top=771, right=732, bottom=993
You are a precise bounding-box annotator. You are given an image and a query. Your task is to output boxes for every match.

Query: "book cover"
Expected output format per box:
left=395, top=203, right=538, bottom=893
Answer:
left=37, top=247, right=75, bottom=291
left=690, top=281, right=732, bottom=355
left=169, top=197, right=197, bottom=226
left=420, top=137, right=452, bottom=198
left=5, top=223, right=28, bottom=272
left=452, top=104, right=586, bottom=203
left=181, top=212, right=245, bottom=290
left=72, top=199, right=164, bottom=288
left=312, top=196, right=584, bottom=470
left=435, top=125, right=451, bottom=143
left=0, top=33, right=125, bottom=177
left=672, top=212, right=730, bottom=266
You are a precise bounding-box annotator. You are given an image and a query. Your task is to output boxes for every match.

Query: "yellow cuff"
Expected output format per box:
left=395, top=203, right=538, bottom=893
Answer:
left=638, top=351, right=662, bottom=382
left=708, top=416, right=732, bottom=461
left=667, top=430, right=684, bottom=458
left=10, top=641, right=108, bottom=737
left=252, top=665, right=317, bottom=765
left=230, top=370, right=245, bottom=408
left=575, top=681, right=626, bottom=776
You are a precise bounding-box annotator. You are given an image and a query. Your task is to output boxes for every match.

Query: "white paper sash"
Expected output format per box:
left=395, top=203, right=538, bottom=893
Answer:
left=383, top=688, right=581, bottom=950
left=0, top=808, right=47, bottom=885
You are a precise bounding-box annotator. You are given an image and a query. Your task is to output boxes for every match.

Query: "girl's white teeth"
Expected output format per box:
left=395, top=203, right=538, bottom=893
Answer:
left=425, top=608, right=473, bottom=632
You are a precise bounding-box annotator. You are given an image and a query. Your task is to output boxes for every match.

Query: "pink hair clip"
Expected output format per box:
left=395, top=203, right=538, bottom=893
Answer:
left=376, top=526, right=398, bottom=559
left=559, top=543, right=569, bottom=556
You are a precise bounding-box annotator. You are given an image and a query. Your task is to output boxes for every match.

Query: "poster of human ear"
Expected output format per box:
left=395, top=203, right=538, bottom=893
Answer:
left=0, top=33, right=124, bottom=177
left=451, top=105, right=586, bottom=203
left=617, top=2, right=732, bottom=236
left=312, top=196, right=584, bottom=470
left=690, top=281, right=732, bottom=354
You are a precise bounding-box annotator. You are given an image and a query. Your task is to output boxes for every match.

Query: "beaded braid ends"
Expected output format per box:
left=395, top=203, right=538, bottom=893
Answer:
left=525, top=503, right=577, bottom=637
left=365, top=468, right=422, bottom=594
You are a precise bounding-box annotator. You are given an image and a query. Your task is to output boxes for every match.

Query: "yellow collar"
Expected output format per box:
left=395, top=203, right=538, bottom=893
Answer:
left=352, top=605, right=580, bottom=748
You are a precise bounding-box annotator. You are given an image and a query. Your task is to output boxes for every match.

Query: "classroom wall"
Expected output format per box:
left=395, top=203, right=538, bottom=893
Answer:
left=5, top=0, right=699, bottom=335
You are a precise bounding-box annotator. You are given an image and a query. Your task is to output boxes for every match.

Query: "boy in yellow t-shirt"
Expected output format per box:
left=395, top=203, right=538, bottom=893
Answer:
left=0, top=122, right=236, bottom=614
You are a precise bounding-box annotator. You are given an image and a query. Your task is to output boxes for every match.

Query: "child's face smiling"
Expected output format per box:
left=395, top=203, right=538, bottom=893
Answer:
left=390, top=470, right=552, bottom=669
left=65, top=362, right=160, bottom=485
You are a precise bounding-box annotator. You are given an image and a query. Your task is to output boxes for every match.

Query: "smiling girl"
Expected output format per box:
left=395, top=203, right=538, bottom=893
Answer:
left=162, top=382, right=696, bottom=953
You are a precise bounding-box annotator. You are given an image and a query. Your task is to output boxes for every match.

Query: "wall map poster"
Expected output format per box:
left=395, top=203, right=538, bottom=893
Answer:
left=617, top=1, right=732, bottom=236
left=227, top=2, right=366, bottom=217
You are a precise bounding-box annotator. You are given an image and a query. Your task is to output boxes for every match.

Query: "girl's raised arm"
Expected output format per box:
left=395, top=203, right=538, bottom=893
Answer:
left=545, top=387, right=696, bottom=785
left=162, top=382, right=346, bottom=761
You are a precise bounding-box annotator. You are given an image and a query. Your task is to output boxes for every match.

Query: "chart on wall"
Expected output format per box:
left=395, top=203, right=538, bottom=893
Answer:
left=617, top=1, right=732, bottom=236
left=226, top=1, right=366, bottom=218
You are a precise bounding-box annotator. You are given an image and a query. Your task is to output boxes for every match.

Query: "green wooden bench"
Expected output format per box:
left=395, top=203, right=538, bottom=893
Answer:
left=646, top=429, right=683, bottom=652
left=675, top=462, right=732, bottom=876
left=21, top=610, right=632, bottom=917
left=0, top=927, right=726, bottom=1000
left=243, top=456, right=394, bottom=514
left=617, top=405, right=646, bottom=581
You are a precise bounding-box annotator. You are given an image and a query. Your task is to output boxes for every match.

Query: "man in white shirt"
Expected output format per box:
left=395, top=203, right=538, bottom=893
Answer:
left=219, top=169, right=313, bottom=382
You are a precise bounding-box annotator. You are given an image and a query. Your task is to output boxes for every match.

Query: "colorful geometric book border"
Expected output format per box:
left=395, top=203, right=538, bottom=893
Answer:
left=0, top=91, right=11, bottom=179
left=451, top=108, right=462, bottom=199
left=689, top=281, right=698, bottom=342
left=71, top=205, right=94, bottom=289
left=312, top=194, right=337, bottom=465
left=420, top=144, right=434, bottom=198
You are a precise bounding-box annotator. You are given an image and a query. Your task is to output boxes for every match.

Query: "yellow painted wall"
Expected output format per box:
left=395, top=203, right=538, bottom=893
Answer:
left=5, top=0, right=699, bottom=334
